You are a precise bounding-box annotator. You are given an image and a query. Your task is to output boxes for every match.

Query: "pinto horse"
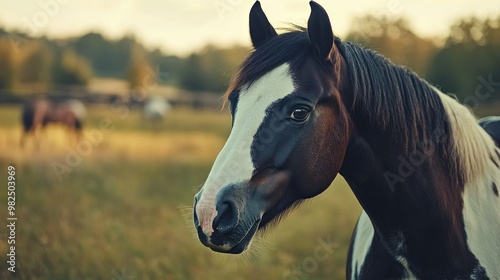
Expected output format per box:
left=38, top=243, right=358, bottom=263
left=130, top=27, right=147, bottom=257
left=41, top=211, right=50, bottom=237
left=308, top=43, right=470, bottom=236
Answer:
left=21, top=98, right=85, bottom=147
left=193, top=2, right=500, bottom=279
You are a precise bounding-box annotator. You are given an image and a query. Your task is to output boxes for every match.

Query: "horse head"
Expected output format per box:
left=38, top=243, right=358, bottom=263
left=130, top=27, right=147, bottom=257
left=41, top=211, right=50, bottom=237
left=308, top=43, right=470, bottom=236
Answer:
left=193, top=1, right=351, bottom=254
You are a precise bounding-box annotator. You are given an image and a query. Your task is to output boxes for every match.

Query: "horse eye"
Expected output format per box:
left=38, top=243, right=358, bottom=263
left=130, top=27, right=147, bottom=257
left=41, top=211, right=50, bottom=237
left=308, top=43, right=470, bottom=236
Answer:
left=290, top=107, right=310, bottom=122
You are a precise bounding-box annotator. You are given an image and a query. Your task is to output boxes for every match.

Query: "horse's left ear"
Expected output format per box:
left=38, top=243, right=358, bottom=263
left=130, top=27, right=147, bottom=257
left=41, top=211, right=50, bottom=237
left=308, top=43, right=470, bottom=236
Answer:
left=249, top=1, right=278, bottom=48
left=308, top=1, right=336, bottom=62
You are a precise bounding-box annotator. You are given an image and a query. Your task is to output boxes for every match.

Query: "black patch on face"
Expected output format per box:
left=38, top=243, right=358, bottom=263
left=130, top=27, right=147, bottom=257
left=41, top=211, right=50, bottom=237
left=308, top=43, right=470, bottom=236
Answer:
left=228, top=90, right=240, bottom=127
left=493, top=182, right=499, bottom=197
left=250, top=93, right=316, bottom=171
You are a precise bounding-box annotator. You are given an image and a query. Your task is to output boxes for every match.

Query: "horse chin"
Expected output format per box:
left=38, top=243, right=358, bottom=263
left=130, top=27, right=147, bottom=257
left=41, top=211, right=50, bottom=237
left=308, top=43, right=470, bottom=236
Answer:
left=210, top=218, right=261, bottom=254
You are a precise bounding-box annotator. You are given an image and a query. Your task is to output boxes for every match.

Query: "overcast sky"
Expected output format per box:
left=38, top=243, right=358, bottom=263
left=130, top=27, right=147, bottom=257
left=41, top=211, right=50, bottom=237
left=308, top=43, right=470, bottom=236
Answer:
left=0, top=0, right=499, bottom=56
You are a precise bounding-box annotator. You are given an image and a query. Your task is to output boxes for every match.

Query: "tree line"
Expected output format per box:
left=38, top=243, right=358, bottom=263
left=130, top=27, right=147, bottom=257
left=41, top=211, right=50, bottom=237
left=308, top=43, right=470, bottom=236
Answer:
left=0, top=15, right=499, bottom=101
left=347, top=15, right=500, bottom=101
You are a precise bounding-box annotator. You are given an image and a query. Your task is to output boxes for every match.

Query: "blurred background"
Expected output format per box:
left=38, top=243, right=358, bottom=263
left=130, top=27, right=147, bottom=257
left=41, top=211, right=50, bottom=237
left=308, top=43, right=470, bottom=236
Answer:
left=0, top=0, right=499, bottom=279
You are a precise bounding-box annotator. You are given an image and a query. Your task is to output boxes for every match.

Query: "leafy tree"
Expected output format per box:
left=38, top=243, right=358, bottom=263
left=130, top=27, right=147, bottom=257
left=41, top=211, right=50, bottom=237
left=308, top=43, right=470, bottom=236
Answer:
left=180, top=53, right=206, bottom=92
left=179, top=45, right=249, bottom=93
left=0, top=38, right=16, bottom=89
left=147, top=49, right=182, bottom=85
left=71, top=32, right=134, bottom=78
left=18, top=40, right=53, bottom=86
left=426, top=16, right=500, bottom=99
left=52, top=48, right=92, bottom=86
left=127, top=44, right=154, bottom=90
left=347, top=15, right=438, bottom=76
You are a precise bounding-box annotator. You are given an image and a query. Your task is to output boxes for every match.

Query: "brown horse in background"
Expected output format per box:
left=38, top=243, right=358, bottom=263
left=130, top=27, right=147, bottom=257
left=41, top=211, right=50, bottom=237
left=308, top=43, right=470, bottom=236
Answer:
left=20, top=98, right=86, bottom=148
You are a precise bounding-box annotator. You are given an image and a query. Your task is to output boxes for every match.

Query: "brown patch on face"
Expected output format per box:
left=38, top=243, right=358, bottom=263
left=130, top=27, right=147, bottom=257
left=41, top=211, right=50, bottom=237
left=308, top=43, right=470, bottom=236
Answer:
left=250, top=169, right=291, bottom=204
left=292, top=94, right=351, bottom=199
left=493, top=182, right=499, bottom=197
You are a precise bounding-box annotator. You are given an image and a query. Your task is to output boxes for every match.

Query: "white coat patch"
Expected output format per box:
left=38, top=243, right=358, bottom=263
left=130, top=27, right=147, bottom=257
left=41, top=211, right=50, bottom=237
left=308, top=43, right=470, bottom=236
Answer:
left=351, top=211, right=374, bottom=279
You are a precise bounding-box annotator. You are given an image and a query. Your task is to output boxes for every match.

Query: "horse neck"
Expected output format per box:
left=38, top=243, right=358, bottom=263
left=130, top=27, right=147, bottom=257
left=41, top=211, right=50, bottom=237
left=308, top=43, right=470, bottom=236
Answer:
left=339, top=88, right=500, bottom=271
left=339, top=127, right=463, bottom=239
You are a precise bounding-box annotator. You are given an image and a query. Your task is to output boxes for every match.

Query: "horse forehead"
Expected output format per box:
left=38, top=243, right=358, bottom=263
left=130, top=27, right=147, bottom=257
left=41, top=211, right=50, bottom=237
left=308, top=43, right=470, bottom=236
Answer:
left=237, top=63, right=296, bottom=108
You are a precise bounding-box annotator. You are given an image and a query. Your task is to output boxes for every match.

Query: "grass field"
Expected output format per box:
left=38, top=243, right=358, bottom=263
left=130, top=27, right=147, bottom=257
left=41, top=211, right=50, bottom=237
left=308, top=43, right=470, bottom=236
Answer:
left=0, top=104, right=362, bottom=280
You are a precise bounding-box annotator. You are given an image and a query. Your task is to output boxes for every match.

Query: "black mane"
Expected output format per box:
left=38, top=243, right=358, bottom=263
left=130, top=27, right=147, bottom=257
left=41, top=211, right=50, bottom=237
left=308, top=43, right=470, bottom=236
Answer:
left=227, top=29, right=458, bottom=179
left=339, top=42, right=453, bottom=152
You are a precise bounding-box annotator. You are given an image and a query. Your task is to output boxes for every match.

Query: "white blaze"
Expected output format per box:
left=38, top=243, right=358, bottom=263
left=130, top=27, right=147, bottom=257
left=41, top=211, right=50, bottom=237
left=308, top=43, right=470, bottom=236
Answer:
left=195, top=63, right=296, bottom=236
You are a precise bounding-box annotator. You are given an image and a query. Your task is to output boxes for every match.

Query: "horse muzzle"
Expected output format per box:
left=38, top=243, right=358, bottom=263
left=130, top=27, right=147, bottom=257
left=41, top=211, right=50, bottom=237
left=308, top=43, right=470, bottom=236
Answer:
left=193, top=183, right=265, bottom=254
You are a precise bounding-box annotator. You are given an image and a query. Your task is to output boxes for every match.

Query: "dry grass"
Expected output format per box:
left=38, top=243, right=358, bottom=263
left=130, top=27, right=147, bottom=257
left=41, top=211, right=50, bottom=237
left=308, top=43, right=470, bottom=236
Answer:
left=0, top=126, right=225, bottom=164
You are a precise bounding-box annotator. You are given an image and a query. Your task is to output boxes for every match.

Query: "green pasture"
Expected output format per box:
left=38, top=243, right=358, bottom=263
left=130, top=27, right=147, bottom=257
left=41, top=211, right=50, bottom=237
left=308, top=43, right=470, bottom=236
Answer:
left=0, top=105, right=362, bottom=280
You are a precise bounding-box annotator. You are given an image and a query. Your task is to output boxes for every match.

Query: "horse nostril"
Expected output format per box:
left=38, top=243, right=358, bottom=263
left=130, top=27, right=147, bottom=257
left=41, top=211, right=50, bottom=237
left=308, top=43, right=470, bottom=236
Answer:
left=212, top=201, right=238, bottom=235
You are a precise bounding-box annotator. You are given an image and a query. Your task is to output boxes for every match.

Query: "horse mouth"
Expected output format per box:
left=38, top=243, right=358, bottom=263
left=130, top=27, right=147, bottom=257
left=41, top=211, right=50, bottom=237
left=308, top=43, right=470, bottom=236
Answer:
left=209, top=218, right=261, bottom=254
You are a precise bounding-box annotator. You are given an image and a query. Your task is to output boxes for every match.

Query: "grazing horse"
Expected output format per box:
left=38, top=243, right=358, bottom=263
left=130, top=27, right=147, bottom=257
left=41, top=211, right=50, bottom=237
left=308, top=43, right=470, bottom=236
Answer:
left=21, top=98, right=85, bottom=147
left=142, top=95, right=171, bottom=121
left=193, top=2, right=500, bottom=279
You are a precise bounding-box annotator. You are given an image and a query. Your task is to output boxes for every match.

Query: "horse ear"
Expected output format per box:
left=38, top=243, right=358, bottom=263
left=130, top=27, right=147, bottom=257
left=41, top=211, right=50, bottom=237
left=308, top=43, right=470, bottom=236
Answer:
left=308, top=1, right=335, bottom=62
left=249, top=1, right=277, bottom=48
